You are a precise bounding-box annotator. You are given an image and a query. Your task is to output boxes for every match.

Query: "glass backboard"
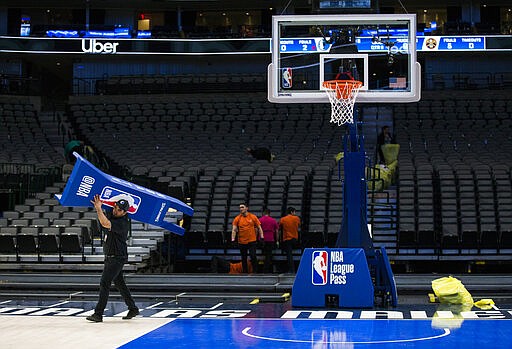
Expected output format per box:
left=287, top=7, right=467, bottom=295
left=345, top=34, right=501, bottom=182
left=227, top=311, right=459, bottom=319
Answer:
left=268, top=14, right=421, bottom=103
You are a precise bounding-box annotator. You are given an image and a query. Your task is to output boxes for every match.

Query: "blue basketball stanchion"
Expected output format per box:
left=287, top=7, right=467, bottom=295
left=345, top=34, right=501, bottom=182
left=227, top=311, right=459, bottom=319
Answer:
left=292, top=110, right=397, bottom=308
left=292, top=248, right=374, bottom=308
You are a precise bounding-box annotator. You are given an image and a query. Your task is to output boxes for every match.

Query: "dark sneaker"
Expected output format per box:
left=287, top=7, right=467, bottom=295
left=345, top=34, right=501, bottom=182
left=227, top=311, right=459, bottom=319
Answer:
left=122, top=308, right=139, bottom=320
left=86, top=313, right=103, bottom=322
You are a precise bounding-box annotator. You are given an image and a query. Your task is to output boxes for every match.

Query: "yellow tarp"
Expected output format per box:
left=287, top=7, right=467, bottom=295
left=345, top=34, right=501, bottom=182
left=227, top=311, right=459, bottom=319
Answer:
left=381, top=144, right=400, bottom=165
left=367, top=160, right=398, bottom=191
left=431, top=276, right=474, bottom=305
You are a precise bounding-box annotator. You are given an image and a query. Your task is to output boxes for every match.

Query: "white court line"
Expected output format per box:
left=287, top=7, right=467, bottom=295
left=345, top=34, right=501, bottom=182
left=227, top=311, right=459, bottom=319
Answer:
left=242, top=327, right=451, bottom=344
left=142, top=301, right=223, bottom=311
left=172, top=293, right=223, bottom=310
left=210, top=303, right=223, bottom=310
left=146, top=302, right=163, bottom=309
left=48, top=301, right=70, bottom=308
left=0, top=300, right=12, bottom=304
left=68, top=291, right=83, bottom=299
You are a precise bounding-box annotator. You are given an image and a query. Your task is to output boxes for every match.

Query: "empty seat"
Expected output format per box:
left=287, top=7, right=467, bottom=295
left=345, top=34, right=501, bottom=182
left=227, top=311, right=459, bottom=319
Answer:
left=52, top=219, right=72, bottom=227
left=206, top=221, right=226, bottom=249
left=17, top=234, right=37, bottom=254
left=39, top=234, right=60, bottom=254
left=22, top=211, right=41, bottom=219
left=31, top=218, right=50, bottom=227
left=417, top=219, right=437, bottom=248
left=0, top=226, right=19, bottom=235
left=60, top=227, right=84, bottom=253
left=186, top=216, right=207, bottom=248
left=11, top=219, right=30, bottom=227
left=0, top=235, right=16, bottom=254
left=62, top=211, right=82, bottom=220
left=2, top=211, right=20, bottom=220
left=460, top=223, right=479, bottom=248
left=398, top=218, right=416, bottom=247
left=42, top=211, right=61, bottom=221
left=60, top=232, right=82, bottom=254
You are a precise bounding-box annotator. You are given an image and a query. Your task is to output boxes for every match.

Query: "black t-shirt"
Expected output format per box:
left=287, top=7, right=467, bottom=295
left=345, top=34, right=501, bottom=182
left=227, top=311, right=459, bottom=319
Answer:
left=103, top=211, right=130, bottom=258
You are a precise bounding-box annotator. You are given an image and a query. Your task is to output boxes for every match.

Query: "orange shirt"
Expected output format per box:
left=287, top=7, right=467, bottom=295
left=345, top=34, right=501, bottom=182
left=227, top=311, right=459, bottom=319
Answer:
left=279, top=214, right=300, bottom=241
left=233, top=213, right=261, bottom=244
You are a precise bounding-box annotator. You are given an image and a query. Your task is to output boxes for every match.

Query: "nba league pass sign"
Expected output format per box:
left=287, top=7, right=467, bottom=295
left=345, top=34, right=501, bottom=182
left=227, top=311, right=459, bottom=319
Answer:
left=293, top=248, right=374, bottom=308
left=55, top=152, right=194, bottom=235
left=312, top=250, right=356, bottom=286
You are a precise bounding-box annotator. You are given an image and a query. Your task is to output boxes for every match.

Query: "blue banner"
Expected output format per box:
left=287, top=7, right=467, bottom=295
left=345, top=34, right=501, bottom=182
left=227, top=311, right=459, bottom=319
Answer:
left=55, top=152, right=193, bottom=236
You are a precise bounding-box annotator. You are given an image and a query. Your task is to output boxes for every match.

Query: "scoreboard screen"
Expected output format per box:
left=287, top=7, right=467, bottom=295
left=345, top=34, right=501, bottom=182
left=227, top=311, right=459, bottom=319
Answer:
left=419, top=36, right=485, bottom=51
left=280, top=36, right=487, bottom=53
left=318, top=0, right=372, bottom=8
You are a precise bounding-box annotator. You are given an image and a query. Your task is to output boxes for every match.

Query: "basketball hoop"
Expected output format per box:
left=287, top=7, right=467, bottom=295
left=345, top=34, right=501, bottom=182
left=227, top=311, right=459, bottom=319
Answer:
left=322, top=80, right=363, bottom=126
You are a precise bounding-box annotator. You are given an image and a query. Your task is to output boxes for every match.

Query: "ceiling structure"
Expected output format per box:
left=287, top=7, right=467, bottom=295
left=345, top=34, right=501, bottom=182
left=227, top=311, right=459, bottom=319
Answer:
left=1, top=0, right=511, bottom=11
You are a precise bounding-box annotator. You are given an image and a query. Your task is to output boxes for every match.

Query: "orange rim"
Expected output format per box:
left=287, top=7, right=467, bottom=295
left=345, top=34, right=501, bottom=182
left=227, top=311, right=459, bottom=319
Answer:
left=322, top=80, right=363, bottom=100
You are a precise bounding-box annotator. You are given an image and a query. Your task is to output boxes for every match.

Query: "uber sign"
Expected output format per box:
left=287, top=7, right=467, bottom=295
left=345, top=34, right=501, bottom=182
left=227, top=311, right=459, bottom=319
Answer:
left=81, top=39, right=119, bottom=54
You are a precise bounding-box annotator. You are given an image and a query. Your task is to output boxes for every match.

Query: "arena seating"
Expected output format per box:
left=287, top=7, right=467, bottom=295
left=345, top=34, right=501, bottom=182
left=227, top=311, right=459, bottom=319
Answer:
left=94, top=73, right=267, bottom=95
left=3, top=87, right=511, bottom=272
left=0, top=98, right=64, bottom=166
left=0, top=179, right=169, bottom=270
left=396, top=90, right=512, bottom=258
left=58, top=92, right=395, bottom=271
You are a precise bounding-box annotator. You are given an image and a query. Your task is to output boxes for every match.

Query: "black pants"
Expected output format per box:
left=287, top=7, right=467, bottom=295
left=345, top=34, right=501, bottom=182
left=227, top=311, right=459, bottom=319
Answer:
left=282, top=238, right=297, bottom=273
left=262, top=242, right=275, bottom=273
left=239, top=241, right=258, bottom=273
left=94, top=256, right=137, bottom=315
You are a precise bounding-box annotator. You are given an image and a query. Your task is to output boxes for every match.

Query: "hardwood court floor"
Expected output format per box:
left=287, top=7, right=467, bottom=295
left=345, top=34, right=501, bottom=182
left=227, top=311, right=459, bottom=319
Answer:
left=0, top=295, right=511, bottom=348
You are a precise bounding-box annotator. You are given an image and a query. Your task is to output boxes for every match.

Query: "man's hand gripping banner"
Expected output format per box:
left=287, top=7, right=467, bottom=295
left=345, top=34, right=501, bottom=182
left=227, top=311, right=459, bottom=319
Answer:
left=55, top=152, right=194, bottom=235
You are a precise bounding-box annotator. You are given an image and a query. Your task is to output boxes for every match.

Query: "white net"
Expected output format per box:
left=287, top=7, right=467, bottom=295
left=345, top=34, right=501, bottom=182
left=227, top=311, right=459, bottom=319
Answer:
left=322, top=80, right=363, bottom=126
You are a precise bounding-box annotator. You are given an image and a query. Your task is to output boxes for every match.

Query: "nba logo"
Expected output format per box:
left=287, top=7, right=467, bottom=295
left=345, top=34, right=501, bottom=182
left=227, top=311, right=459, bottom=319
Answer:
left=99, top=186, right=141, bottom=214
left=282, top=68, right=292, bottom=88
left=312, top=251, right=328, bottom=285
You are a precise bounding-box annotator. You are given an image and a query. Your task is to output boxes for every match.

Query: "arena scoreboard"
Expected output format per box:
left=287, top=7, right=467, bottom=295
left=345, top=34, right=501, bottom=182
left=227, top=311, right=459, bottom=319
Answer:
left=279, top=35, right=488, bottom=53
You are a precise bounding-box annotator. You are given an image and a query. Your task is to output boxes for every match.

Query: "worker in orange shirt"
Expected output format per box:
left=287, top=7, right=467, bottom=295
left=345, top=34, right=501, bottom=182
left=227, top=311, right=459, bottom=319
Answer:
left=231, top=202, right=264, bottom=273
left=279, top=207, right=301, bottom=273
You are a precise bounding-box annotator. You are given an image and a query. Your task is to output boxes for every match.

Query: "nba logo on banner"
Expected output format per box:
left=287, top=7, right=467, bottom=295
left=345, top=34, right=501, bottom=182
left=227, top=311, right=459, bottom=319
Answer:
left=100, top=186, right=141, bottom=214
left=282, top=68, right=292, bottom=88
left=312, top=250, right=328, bottom=285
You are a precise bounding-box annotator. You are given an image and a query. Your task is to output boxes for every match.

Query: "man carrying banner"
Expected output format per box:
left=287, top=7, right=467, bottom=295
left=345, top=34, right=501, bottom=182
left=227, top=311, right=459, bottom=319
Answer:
left=86, top=194, right=139, bottom=322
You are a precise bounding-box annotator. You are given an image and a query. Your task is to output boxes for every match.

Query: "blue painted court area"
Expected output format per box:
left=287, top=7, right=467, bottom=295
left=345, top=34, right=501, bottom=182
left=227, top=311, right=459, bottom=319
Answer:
left=120, top=318, right=511, bottom=349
